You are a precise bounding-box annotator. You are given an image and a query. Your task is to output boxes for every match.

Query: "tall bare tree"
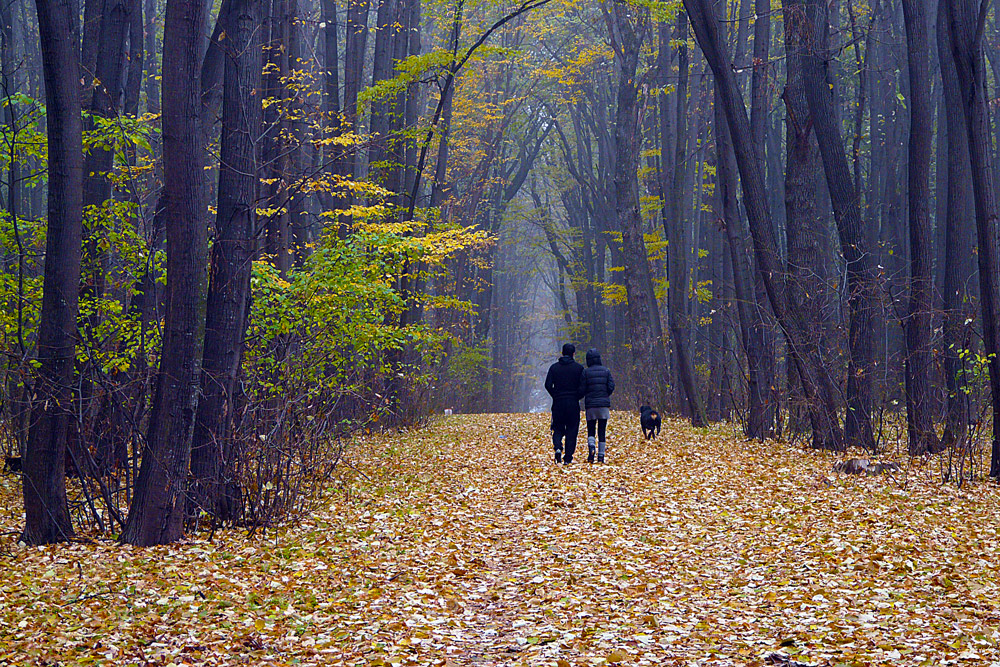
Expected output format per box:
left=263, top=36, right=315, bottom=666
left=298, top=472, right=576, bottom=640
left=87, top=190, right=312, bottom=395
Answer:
left=946, top=0, right=1000, bottom=477
left=21, top=0, right=84, bottom=545
left=936, top=0, right=976, bottom=450
left=899, top=0, right=939, bottom=455
left=684, top=0, right=846, bottom=449
left=190, top=0, right=264, bottom=522
left=663, top=13, right=708, bottom=426
left=122, top=0, right=209, bottom=546
left=606, top=0, right=671, bottom=410
left=799, top=0, right=878, bottom=452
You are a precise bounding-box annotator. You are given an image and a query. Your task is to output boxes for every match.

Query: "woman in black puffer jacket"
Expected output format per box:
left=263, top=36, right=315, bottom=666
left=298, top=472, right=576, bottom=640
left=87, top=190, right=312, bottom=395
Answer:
left=578, top=348, right=615, bottom=463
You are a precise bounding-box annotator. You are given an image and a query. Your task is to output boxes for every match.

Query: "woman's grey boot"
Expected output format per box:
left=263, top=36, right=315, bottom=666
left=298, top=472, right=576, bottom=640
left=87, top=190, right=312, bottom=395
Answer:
left=587, top=436, right=596, bottom=463
left=597, top=441, right=606, bottom=463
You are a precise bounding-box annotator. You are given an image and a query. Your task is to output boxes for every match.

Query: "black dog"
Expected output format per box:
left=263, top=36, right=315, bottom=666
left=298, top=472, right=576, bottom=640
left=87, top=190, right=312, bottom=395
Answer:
left=639, top=406, right=661, bottom=440
left=3, top=455, right=21, bottom=474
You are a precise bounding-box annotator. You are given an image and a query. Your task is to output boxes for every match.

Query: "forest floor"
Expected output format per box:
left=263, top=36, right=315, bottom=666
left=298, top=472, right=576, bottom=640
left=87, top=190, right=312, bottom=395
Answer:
left=2, top=413, right=1000, bottom=666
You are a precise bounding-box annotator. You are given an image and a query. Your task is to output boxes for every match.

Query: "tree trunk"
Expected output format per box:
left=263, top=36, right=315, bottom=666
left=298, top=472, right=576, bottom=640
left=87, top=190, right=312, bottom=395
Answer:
left=781, top=0, right=827, bottom=438
left=936, top=0, right=976, bottom=450
left=123, top=0, right=142, bottom=116
left=715, top=82, right=771, bottom=440
left=322, top=0, right=339, bottom=115
left=189, top=0, right=263, bottom=523
left=685, top=0, right=846, bottom=450
left=947, top=0, right=1000, bottom=477
left=369, top=0, right=398, bottom=182
left=608, top=2, right=671, bottom=411
left=22, top=0, right=83, bottom=545
left=724, top=0, right=780, bottom=438
left=144, top=0, right=159, bottom=117
left=263, top=0, right=291, bottom=274
left=21, top=0, right=82, bottom=544
left=799, top=0, right=878, bottom=452
left=200, top=0, right=231, bottom=129
left=663, top=15, right=708, bottom=425
left=81, top=0, right=103, bottom=90
left=81, top=0, right=129, bottom=281
left=900, top=0, right=939, bottom=455
left=122, top=0, right=209, bottom=546
left=79, top=0, right=130, bottom=456
left=402, top=0, right=422, bottom=203
left=340, top=0, right=370, bottom=198
left=747, top=0, right=778, bottom=437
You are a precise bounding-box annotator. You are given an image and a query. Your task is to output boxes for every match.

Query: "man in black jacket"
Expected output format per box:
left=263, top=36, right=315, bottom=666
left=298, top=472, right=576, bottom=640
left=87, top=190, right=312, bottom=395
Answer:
left=578, top=348, right=614, bottom=463
left=544, top=343, right=584, bottom=464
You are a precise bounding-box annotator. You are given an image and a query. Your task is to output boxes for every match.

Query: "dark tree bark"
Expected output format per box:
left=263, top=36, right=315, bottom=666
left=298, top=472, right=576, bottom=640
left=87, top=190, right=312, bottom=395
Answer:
left=0, top=0, right=22, bottom=304
left=799, top=0, right=878, bottom=452
left=122, top=0, right=209, bottom=546
left=900, top=0, right=939, bottom=455
left=401, top=0, right=422, bottom=200
left=144, top=0, right=159, bottom=117
left=340, top=0, right=370, bottom=193
left=936, top=1, right=976, bottom=449
left=684, top=0, right=846, bottom=450
left=123, top=0, right=142, bottom=116
left=662, top=15, right=708, bottom=426
left=606, top=1, right=671, bottom=411
left=746, top=0, right=778, bottom=437
left=322, top=0, right=339, bottom=116
left=369, top=0, right=398, bottom=178
left=189, top=0, right=263, bottom=522
left=715, top=82, right=773, bottom=440
left=263, top=0, right=291, bottom=274
left=200, top=0, right=231, bottom=127
left=947, top=0, right=1000, bottom=477
left=21, top=0, right=83, bottom=545
left=781, top=0, right=827, bottom=436
left=81, top=0, right=103, bottom=89
left=81, top=0, right=129, bottom=304
left=428, top=2, right=464, bottom=210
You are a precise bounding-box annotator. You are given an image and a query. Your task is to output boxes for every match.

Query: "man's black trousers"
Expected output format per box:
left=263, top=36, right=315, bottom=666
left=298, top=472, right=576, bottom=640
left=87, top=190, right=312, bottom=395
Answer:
left=551, top=401, right=580, bottom=463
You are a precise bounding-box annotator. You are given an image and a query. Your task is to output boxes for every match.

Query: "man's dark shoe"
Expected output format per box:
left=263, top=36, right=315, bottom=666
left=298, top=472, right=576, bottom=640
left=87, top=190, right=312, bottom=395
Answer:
left=563, top=459, right=572, bottom=465
left=554, top=452, right=562, bottom=464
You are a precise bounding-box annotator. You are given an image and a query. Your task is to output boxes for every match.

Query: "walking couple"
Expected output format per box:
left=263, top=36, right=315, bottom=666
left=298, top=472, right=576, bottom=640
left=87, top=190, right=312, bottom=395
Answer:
left=543, top=343, right=615, bottom=465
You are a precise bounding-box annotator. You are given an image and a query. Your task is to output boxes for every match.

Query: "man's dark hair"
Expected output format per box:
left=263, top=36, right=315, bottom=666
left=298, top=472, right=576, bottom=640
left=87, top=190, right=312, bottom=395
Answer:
left=562, top=343, right=576, bottom=357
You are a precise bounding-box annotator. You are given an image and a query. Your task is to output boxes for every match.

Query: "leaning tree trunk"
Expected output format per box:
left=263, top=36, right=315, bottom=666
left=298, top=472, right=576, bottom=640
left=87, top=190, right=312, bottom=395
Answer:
left=901, top=0, right=940, bottom=456
left=122, top=0, right=209, bottom=546
left=663, top=15, right=708, bottom=426
left=684, top=0, right=846, bottom=450
left=21, top=0, right=84, bottom=545
left=709, top=0, right=774, bottom=440
left=715, top=83, right=772, bottom=440
left=799, top=0, right=878, bottom=452
left=189, top=0, right=263, bottom=524
left=609, top=1, right=672, bottom=411
left=947, top=0, right=1000, bottom=477
left=936, top=0, right=976, bottom=449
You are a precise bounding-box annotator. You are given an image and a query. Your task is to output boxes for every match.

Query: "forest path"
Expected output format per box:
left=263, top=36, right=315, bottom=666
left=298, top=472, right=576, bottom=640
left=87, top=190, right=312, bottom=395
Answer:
left=3, top=413, right=1000, bottom=666
left=325, top=412, right=1000, bottom=666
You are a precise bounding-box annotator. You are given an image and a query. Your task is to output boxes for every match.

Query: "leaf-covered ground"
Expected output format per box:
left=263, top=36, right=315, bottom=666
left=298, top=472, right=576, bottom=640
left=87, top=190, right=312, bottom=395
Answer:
left=2, top=413, right=1000, bottom=666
